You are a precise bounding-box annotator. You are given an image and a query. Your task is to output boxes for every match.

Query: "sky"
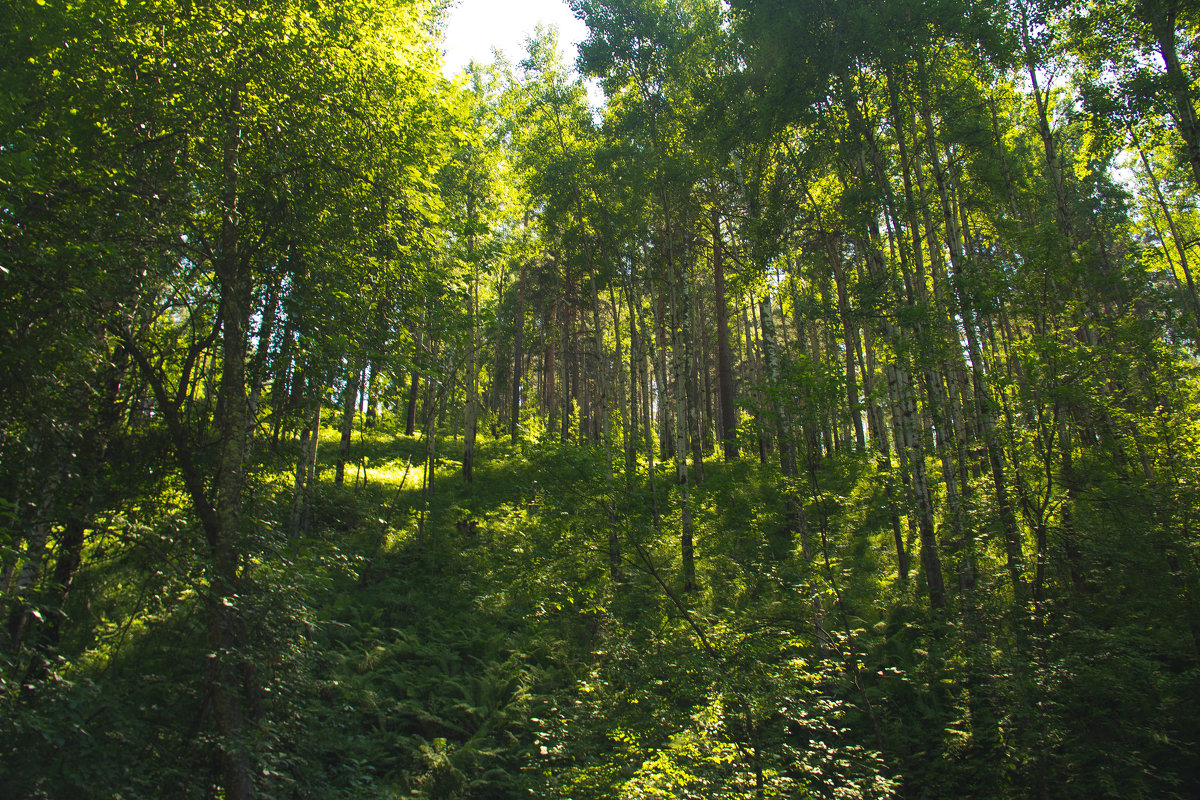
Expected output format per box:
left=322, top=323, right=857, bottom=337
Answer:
left=440, top=0, right=590, bottom=78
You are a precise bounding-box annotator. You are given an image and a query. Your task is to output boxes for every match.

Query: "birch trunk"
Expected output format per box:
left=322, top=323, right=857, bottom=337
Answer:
left=511, top=261, right=527, bottom=442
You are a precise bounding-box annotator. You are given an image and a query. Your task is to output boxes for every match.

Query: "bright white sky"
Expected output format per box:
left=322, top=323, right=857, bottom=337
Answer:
left=440, top=0, right=590, bottom=78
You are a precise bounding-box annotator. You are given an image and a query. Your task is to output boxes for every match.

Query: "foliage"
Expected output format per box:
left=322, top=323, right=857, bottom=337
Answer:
left=3, top=0, right=1200, bottom=797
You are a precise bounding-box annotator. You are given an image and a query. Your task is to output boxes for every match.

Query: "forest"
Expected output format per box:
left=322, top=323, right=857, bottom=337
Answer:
left=2, top=0, right=1199, bottom=796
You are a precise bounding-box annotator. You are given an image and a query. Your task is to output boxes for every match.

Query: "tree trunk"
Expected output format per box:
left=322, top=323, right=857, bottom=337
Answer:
left=269, top=317, right=296, bottom=448
left=209, top=86, right=256, bottom=800
left=917, top=70, right=1026, bottom=600
left=655, top=292, right=673, bottom=461
left=685, top=259, right=705, bottom=484
left=894, top=361, right=947, bottom=609
left=671, top=264, right=696, bottom=593
left=1131, top=125, right=1200, bottom=318
left=545, top=302, right=558, bottom=434
left=246, top=276, right=280, bottom=432
left=289, top=393, right=321, bottom=539
left=744, top=303, right=769, bottom=463
left=35, top=347, right=129, bottom=658
left=463, top=246, right=480, bottom=482
left=406, top=316, right=424, bottom=437
left=613, top=283, right=635, bottom=483
left=827, top=243, right=866, bottom=451
left=590, top=276, right=621, bottom=581
left=5, top=471, right=61, bottom=651
left=418, top=367, right=437, bottom=547
left=759, top=294, right=808, bottom=542
left=562, top=305, right=575, bottom=441
left=335, top=362, right=360, bottom=488
left=636, top=296, right=661, bottom=526
left=1149, top=3, right=1200, bottom=192
left=511, top=261, right=527, bottom=442
left=365, top=363, right=378, bottom=428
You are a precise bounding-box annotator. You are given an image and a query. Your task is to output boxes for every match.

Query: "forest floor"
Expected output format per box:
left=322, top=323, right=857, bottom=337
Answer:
left=271, top=419, right=904, bottom=797
left=11, top=412, right=1197, bottom=799
left=8, top=416, right=1025, bottom=798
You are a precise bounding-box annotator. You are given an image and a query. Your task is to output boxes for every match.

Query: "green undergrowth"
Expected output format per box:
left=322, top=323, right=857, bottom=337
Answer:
left=274, top=422, right=905, bottom=798
left=4, top=415, right=1198, bottom=798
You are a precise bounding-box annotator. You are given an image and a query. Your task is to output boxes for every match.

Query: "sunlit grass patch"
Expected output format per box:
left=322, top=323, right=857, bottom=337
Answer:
left=365, top=513, right=420, bottom=556
left=364, top=456, right=420, bottom=488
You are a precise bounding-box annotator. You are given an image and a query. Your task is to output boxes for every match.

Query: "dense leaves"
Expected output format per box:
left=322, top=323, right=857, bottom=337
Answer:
left=3, top=0, right=1200, bottom=797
